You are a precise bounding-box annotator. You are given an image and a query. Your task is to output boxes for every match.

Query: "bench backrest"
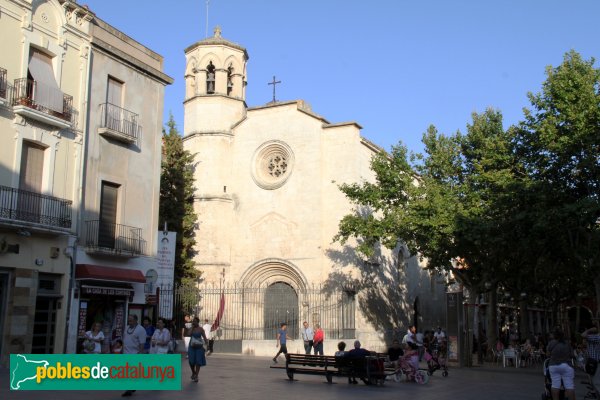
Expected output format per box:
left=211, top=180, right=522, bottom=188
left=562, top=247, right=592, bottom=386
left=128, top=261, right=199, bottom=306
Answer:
left=286, top=353, right=336, bottom=367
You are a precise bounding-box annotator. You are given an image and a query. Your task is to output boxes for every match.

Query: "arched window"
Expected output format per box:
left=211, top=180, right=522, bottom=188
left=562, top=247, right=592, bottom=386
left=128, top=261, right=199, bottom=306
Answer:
left=206, top=61, right=215, bottom=94
left=227, top=65, right=234, bottom=96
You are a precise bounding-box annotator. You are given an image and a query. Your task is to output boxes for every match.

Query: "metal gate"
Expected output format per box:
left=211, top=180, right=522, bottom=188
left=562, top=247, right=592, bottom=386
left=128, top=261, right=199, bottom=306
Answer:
left=158, top=282, right=356, bottom=352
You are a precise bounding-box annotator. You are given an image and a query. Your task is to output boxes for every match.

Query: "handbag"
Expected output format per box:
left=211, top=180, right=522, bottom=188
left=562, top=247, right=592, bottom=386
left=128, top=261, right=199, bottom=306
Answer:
left=190, top=336, right=204, bottom=348
left=83, top=339, right=95, bottom=352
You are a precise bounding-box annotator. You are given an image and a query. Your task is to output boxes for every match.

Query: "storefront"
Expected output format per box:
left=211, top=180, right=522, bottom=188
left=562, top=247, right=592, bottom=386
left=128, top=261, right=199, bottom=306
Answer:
left=74, top=264, right=145, bottom=353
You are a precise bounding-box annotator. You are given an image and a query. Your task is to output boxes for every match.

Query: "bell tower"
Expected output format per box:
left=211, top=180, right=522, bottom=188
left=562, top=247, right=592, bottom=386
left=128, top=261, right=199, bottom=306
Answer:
left=182, top=27, right=248, bottom=282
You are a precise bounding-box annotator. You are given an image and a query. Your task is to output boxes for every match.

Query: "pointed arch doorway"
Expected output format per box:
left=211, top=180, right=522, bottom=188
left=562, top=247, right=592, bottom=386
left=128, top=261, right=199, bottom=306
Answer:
left=263, top=282, right=299, bottom=339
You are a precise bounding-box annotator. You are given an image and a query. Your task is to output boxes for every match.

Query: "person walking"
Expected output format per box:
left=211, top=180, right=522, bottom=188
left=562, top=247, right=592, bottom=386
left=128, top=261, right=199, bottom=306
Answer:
left=122, top=314, right=146, bottom=397
left=582, top=326, right=600, bottom=376
left=202, top=319, right=214, bottom=355
left=272, top=322, right=291, bottom=364
left=181, top=314, right=192, bottom=357
left=188, top=317, right=208, bottom=382
left=547, top=327, right=576, bottom=400
left=416, top=329, right=425, bottom=361
left=142, top=317, right=155, bottom=354
left=582, top=326, right=600, bottom=362
left=313, top=324, right=324, bottom=355
left=301, top=321, right=314, bottom=354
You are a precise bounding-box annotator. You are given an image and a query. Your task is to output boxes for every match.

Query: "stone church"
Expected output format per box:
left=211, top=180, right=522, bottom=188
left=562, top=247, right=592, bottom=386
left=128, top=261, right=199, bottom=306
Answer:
left=182, top=28, right=447, bottom=355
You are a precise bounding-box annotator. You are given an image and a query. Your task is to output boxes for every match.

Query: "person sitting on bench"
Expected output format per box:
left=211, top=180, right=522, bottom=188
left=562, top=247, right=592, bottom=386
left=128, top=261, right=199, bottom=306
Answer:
left=347, top=340, right=370, bottom=384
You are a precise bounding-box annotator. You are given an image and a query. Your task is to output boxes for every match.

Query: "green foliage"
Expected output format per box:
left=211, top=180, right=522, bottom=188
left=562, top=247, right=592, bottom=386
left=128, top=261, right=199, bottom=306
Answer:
left=334, top=50, right=600, bottom=310
left=515, top=50, right=600, bottom=299
left=159, top=114, right=200, bottom=283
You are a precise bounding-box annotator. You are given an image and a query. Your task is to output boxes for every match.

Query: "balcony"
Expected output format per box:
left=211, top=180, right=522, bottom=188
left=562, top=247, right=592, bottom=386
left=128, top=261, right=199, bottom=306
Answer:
left=98, top=103, right=139, bottom=144
left=12, top=78, right=73, bottom=129
left=0, top=185, right=72, bottom=232
left=0, top=67, right=7, bottom=105
left=84, top=220, right=146, bottom=257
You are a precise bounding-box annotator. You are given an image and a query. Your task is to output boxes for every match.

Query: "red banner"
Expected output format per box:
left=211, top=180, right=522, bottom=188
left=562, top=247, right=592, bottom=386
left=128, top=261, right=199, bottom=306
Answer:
left=211, top=292, right=225, bottom=331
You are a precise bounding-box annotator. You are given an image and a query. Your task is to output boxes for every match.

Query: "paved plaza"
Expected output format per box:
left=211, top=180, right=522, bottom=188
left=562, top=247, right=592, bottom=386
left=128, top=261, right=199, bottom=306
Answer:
left=1, top=354, right=594, bottom=400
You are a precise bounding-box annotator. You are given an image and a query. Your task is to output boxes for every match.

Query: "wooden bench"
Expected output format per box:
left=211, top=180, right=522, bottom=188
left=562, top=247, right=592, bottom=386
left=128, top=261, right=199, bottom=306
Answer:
left=269, top=353, right=386, bottom=385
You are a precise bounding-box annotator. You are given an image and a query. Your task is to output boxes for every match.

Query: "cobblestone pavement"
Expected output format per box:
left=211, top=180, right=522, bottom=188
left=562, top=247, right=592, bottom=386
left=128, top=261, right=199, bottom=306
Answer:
left=1, top=354, right=594, bottom=400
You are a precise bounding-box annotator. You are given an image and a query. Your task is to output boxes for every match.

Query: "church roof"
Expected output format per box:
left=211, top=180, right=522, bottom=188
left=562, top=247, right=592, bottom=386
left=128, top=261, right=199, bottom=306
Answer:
left=185, top=26, right=249, bottom=59
left=248, top=100, right=329, bottom=123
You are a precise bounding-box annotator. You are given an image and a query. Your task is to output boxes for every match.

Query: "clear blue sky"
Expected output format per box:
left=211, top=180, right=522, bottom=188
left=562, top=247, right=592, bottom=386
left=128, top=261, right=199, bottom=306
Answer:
left=82, top=0, right=600, bottom=154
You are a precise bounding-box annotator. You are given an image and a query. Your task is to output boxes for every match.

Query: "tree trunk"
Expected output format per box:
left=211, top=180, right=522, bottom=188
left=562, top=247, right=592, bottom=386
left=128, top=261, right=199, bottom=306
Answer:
left=595, top=275, right=600, bottom=328
left=465, top=290, right=478, bottom=367
left=486, top=288, right=498, bottom=360
left=519, top=298, right=529, bottom=341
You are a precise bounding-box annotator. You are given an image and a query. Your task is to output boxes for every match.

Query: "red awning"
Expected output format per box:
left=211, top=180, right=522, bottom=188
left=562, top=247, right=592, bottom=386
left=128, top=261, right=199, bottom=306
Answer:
left=75, top=264, right=146, bottom=283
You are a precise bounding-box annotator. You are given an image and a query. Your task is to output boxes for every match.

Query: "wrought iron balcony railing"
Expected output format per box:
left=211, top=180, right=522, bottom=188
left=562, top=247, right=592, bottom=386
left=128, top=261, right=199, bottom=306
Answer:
left=99, top=103, right=139, bottom=141
left=0, top=67, right=6, bottom=99
left=85, top=220, right=146, bottom=256
left=12, top=78, right=73, bottom=122
left=0, top=185, right=72, bottom=229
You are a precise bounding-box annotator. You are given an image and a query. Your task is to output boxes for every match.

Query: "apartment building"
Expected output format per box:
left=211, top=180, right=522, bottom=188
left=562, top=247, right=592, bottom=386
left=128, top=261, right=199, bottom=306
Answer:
left=0, top=0, right=172, bottom=363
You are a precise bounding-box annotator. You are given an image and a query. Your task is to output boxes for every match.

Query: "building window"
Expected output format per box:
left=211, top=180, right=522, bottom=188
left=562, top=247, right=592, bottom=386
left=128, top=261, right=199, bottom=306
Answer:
left=100, top=77, right=138, bottom=141
left=27, top=49, right=63, bottom=113
left=17, top=141, right=46, bottom=222
left=251, top=141, right=295, bottom=190
left=107, top=77, right=123, bottom=107
left=98, top=181, right=120, bottom=249
left=19, top=141, right=45, bottom=194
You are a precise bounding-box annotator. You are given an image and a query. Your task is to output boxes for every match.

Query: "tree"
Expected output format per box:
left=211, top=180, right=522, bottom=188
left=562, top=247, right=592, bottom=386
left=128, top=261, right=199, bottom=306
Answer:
left=335, top=109, right=525, bottom=362
left=515, top=50, right=600, bottom=322
left=159, top=114, right=200, bottom=285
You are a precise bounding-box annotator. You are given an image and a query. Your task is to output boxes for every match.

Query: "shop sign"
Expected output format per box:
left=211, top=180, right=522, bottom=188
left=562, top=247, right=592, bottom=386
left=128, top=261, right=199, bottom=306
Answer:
left=82, top=286, right=132, bottom=296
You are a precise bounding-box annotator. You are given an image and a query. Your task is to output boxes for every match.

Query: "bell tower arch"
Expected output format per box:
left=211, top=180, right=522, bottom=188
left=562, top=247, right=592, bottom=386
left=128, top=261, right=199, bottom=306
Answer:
left=183, top=27, right=249, bottom=281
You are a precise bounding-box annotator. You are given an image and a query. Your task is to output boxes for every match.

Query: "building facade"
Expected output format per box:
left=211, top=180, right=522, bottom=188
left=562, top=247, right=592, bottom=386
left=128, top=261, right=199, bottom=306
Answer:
left=0, top=0, right=172, bottom=363
left=183, top=28, right=447, bottom=355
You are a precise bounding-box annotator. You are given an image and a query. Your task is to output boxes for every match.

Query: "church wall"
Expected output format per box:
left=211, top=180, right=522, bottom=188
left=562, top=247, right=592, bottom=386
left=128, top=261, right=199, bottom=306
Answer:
left=227, top=104, right=325, bottom=284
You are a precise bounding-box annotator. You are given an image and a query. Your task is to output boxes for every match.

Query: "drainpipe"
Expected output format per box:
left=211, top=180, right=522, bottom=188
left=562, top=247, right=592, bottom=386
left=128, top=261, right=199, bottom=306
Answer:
left=63, top=41, right=92, bottom=354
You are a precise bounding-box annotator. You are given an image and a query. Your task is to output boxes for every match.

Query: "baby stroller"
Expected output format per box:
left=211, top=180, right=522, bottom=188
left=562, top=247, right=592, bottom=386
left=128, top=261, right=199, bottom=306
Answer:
left=424, top=344, right=449, bottom=377
left=542, top=359, right=565, bottom=400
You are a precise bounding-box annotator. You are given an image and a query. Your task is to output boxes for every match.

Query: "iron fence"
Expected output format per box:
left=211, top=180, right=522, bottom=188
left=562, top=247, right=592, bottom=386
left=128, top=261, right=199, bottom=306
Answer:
left=159, top=282, right=356, bottom=342
left=99, top=103, right=139, bottom=140
left=84, top=220, right=146, bottom=255
left=0, top=184, right=72, bottom=228
left=12, top=78, right=73, bottom=122
left=0, top=67, right=6, bottom=99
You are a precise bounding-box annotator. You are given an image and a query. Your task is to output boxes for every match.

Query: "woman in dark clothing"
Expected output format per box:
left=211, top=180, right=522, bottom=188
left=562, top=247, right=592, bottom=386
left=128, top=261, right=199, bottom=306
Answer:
left=188, top=317, right=208, bottom=383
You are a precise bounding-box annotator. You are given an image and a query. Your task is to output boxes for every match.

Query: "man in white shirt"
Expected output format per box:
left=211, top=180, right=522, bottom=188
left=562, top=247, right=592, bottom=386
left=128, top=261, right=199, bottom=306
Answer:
left=301, top=321, right=314, bottom=354
left=434, top=326, right=446, bottom=344
left=403, top=325, right=416, bottom=345
left=415, top=329, right=425, bottom=361
left=122, top=314, right=146, bottom=397
left=202, top=319, right=214, bottom=355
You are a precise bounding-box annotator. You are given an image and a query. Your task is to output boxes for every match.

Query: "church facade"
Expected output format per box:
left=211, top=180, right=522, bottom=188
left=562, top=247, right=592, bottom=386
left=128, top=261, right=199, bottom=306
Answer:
left=183, top=28, right=447, bottom=355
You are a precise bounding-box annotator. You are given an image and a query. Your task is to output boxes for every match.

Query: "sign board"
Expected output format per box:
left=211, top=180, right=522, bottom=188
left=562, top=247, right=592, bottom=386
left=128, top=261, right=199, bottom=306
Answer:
left=156, top=230, right=176, bottom=318
left=446, top=291, right=464, bottom=364
left=82, top=286, right=132, bottom=297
